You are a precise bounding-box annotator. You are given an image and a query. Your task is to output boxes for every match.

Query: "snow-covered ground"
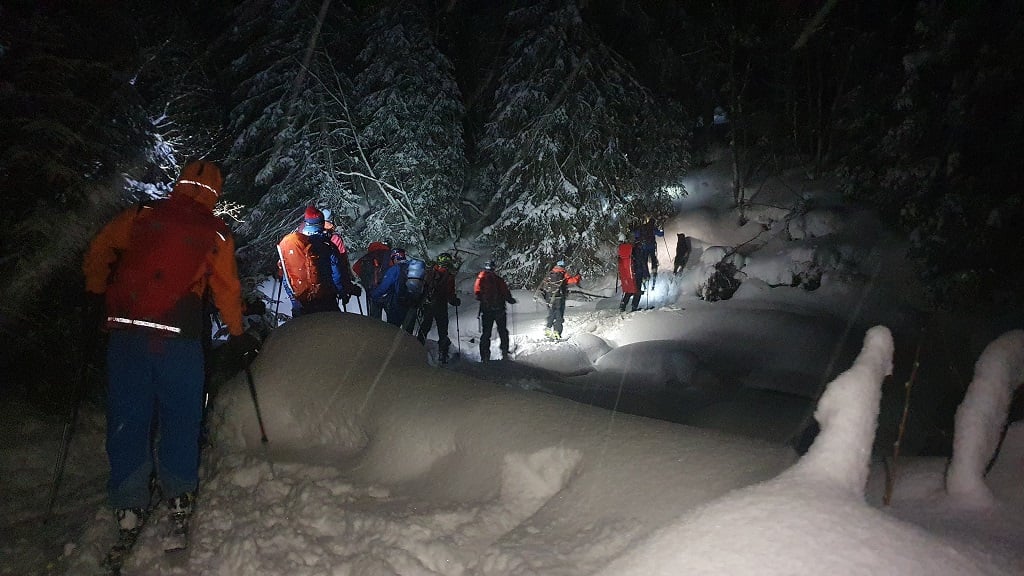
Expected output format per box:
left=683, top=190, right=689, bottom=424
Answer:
left=2, top=157, right=1022, bottom=575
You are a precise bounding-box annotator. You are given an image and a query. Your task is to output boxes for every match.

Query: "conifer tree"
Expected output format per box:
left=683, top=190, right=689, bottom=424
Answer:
left=475, top=0, right=688, bottom=285
left=221, top=0, right=361, bottom=271
left=349, top=1, right=467, bottom=255
left=841, top=1, right=1024, bottom=307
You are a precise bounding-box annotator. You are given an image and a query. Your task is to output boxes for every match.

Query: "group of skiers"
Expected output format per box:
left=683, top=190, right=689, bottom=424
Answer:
left=80, top=158, right=666, bottom=568
left=616, top=218, right=691, bottom=312
left=272, top=203, right=599, bottom=361
left=274, top=206, right=527, bottom=365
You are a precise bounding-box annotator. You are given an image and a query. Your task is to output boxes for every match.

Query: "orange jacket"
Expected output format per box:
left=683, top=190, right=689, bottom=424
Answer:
left=83, top=162, right=244, bottom=337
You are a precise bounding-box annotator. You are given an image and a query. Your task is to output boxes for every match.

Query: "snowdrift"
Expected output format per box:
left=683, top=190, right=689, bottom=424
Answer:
left=599, top=327, right=1024, bottom=576
left=211, top=313, right=796, bottom=569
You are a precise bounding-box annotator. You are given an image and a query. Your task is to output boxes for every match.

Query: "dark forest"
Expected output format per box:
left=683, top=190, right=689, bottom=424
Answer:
left=2, top=0, right=1023, bottom=399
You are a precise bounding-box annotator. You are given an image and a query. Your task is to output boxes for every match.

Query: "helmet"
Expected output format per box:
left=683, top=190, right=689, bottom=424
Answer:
left=391, top=248, right=407, bottom=263
left=556, top=260, right=566, bottom=267
left=436, top=253, right=454, bottom=268
left=483, top=260, right=495, bottom=270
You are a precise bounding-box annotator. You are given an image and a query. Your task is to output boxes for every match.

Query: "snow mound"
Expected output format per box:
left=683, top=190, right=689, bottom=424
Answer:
left=597, top=326, right=1024, bottom=575
left=569, top=331, right=612, bottom=363
left=594, top=340, right=721, bottom=394
left=515, top=340, right=595, bottom=376
left=209, top=312, right=798, bottom=570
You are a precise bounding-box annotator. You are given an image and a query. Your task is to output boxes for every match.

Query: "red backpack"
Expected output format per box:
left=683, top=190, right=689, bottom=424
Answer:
left=277, top=232, right=323, bottom=303
left=105, top=196, right=224, bottom=323
left=477, top=271, right=507, bottom=309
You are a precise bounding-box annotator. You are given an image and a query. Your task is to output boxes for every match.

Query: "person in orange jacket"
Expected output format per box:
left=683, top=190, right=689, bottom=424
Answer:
left=82, top=160, right=245, bottom=552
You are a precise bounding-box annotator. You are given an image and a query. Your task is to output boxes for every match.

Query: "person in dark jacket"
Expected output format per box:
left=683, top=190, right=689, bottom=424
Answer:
left=633, top=218, right=664, bottom=276
left=321, top=209, right=359, bottom=305
left=416, top=253, right=461, bottom=364
left=539, top=260, right=581, bottom=339
left=673, top=232, right=692, bottom=275
left=474, top=260, right=516, bottom=361
left=352, top=241, right=391, bottom=320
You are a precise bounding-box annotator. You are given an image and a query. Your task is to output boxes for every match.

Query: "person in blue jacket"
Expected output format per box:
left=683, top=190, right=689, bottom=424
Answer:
left=371, top=247, right=417, bottom=333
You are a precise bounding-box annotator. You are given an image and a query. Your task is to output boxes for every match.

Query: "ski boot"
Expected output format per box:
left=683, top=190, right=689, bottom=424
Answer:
left=164, top=492, right=194, bottom=552
left=102, top=507, right=148, bottom=571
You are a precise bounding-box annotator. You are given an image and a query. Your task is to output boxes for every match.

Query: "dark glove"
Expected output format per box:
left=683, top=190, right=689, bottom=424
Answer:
left=452, top=297, right=461, bottom=307
left=225, top=332, right=261, bottom=359
left=349, top=284, right=362, bottom=297
left=341, top=293, right=351, bottom=305
left=508, top=297, right=517, bottom=305
left=243, top=297, right=267, bottom=316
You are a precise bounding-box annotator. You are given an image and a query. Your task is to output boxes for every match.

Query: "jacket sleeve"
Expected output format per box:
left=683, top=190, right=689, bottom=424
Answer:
left=207, top=231, right=245, bottom=337
left=82, top=207, right=138, bottom=294
left=329, top=246, right=347, bottom=293
left=371, top=266, right=397, bottom=300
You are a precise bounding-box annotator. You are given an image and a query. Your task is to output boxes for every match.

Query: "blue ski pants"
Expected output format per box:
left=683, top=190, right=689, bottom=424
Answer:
left=106, top=330, right=204, bottom=509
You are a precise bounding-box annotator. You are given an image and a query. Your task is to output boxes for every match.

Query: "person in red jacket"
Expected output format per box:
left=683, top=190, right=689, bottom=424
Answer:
left=474, top=260, right=516, bottom=361
left=617, top=240, right=647, bottom=312
left=82, top=160, right=245, bottom=554
left=416, top=253, right=462, bottom=363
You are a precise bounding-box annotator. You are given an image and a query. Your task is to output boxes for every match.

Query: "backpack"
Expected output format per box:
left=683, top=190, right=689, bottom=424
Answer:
left=422, top=266, right=448, bottom=304
left=404, top=258, right=426, bottom=300
left=538, top=269, right=566, bottom=303
left=105, top=196, right=223, bottom=323
left=355, top=247, right=391, bottom=289
left=277, top=233, right=322, bottom=303
left=477, top=271, right=506, bottom=310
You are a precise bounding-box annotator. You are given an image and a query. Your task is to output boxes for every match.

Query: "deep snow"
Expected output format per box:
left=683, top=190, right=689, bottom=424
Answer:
left=2, top=157, right=1022, bottom=575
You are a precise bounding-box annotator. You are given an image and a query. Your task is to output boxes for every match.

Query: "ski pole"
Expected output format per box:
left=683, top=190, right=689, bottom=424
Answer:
left=509, top=300, right=516, bottom=360
left=455, top=304, right=461, bottom=356
left=357, top=293, right=364, bottom=315
left=47, top=305, right=98, bottom=518
left=243, top=352, right=269, bottom=444
left=273, top=276, right=283, bottom=326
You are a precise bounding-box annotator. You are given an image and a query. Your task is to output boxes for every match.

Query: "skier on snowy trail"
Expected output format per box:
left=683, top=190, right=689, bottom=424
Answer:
left=539, top=260, right=581, bottom=339
left=277, top=206, right=360, bottom=317
left=83, top=160, right=247, bottom=564
left=416, top=253, right=461, bottom=364
left=353, top=241, right=392, bottom=320
left=474, top=260, right=516, bottom=361
left=618, top=239, right=647, bottom=312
